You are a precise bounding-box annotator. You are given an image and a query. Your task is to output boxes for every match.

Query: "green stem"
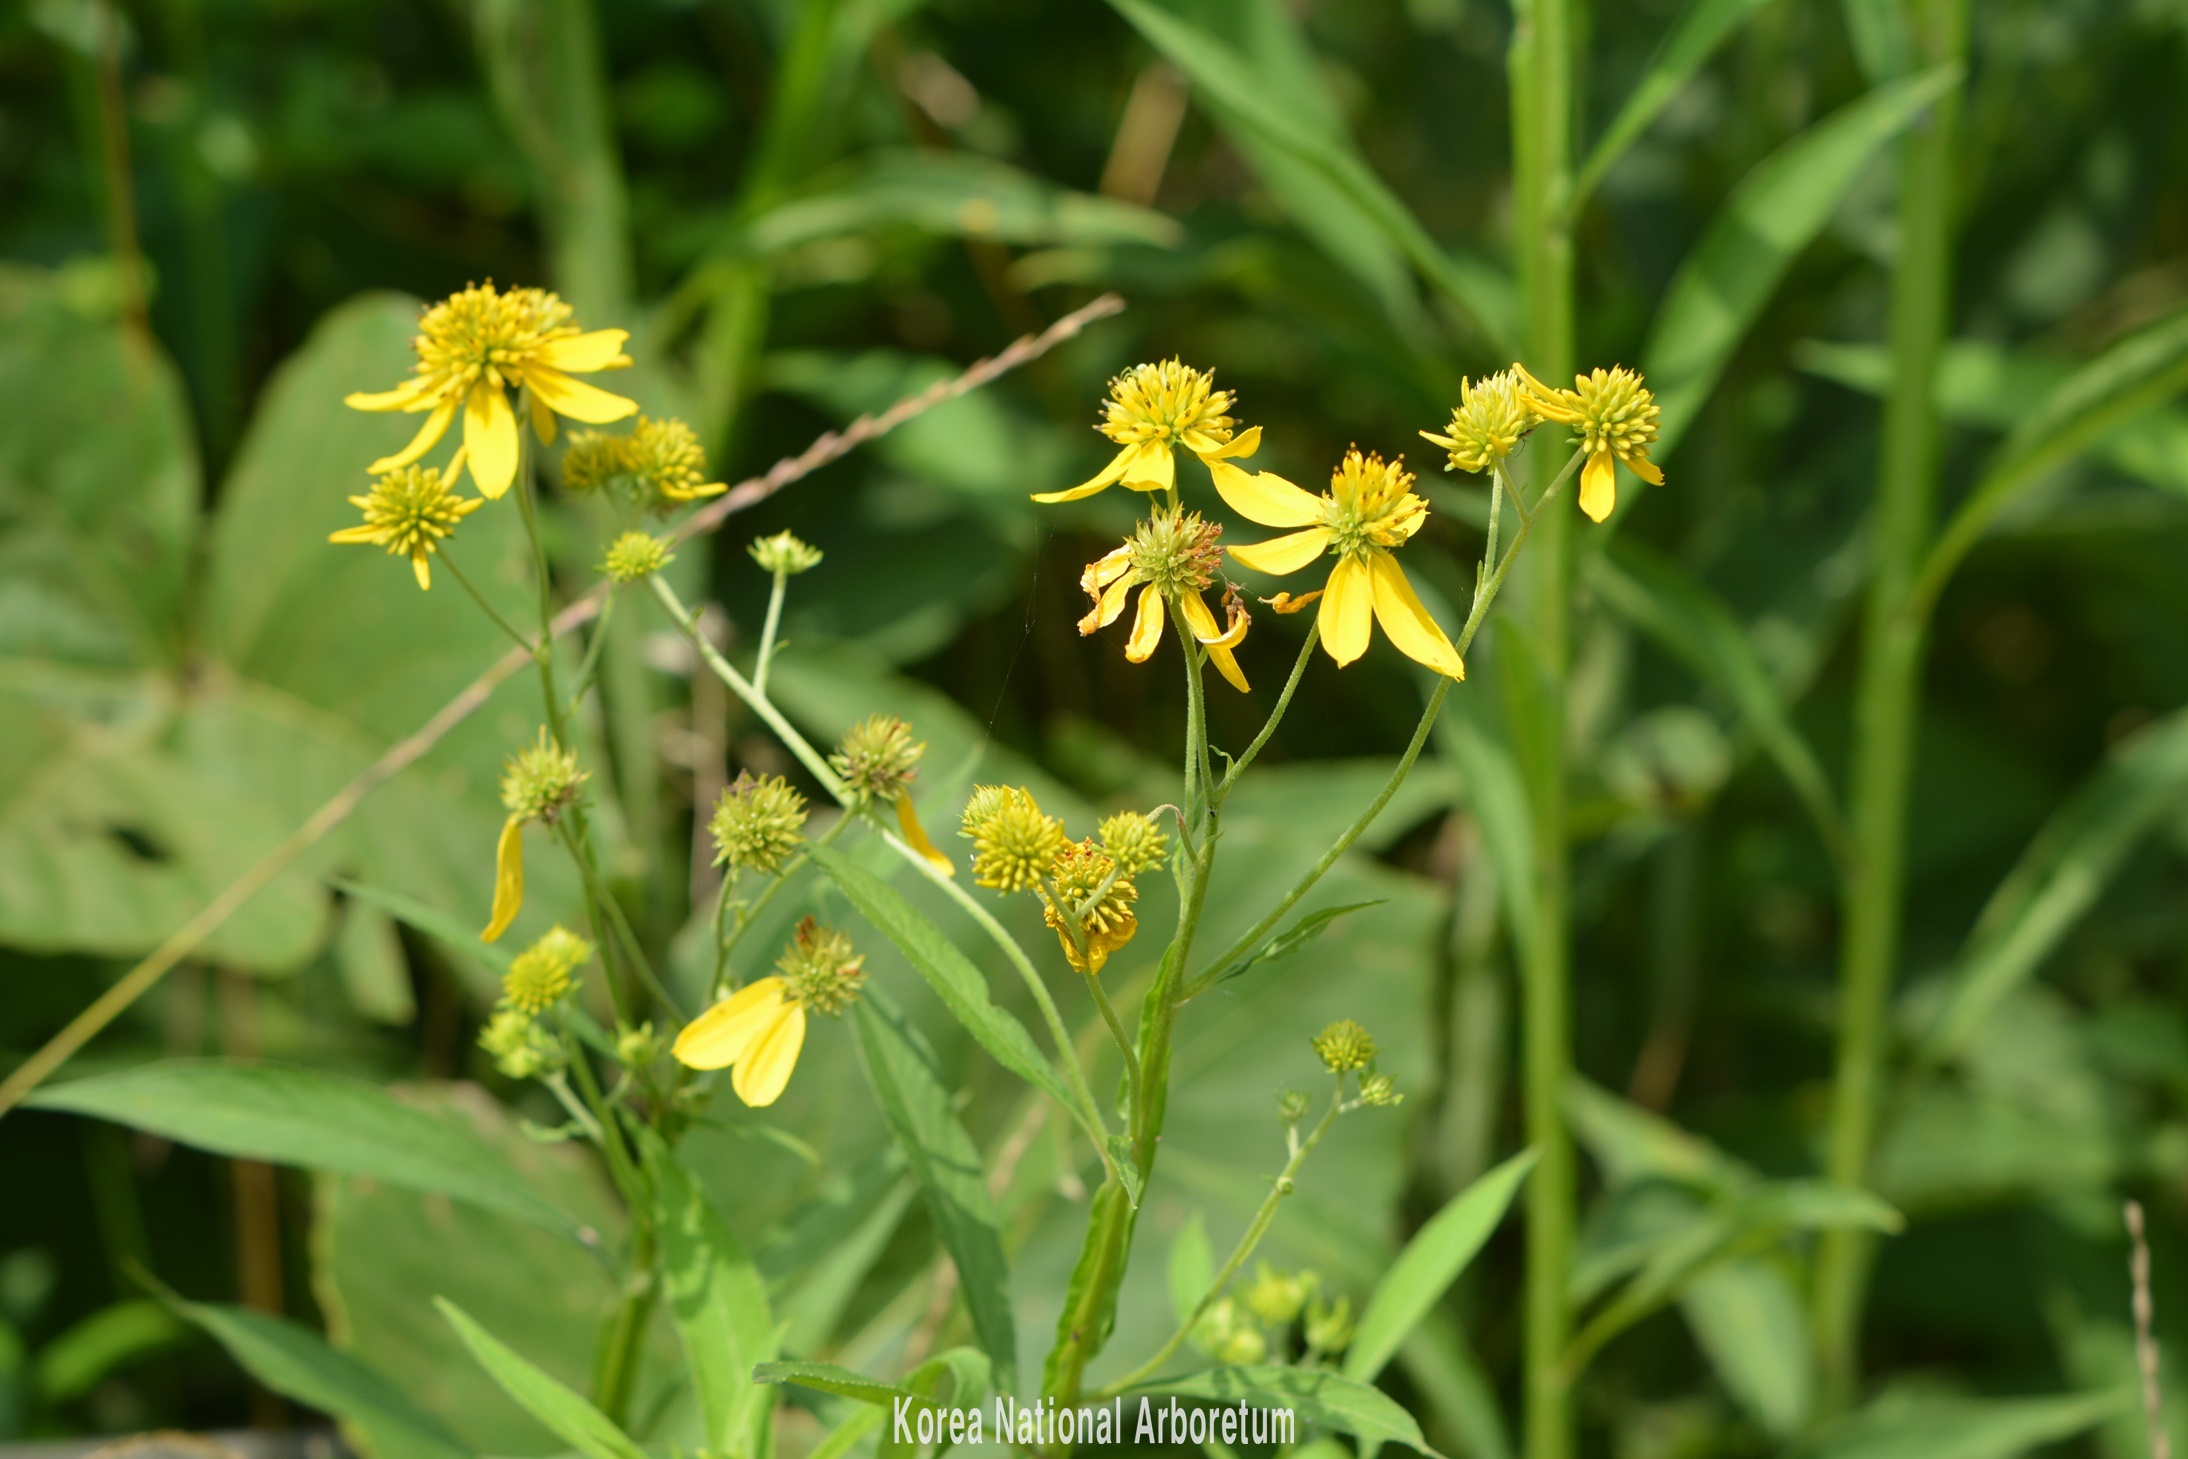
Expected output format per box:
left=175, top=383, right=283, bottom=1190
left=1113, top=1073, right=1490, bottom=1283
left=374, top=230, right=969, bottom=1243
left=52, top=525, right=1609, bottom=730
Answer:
left=1218, top=624, right=1319, bottom=797
left=439, top=548, right=539, bottom=657
left=1081, top=965, right=1141, bottom=1122
left=553, top=819, right=683, bottom=1024
left=1173, top=600, right=1210, bottom=821
left=1096, top=1086, right=1342, bottom=1397
left=650, top=578, right=846, bottom=801
left=754, top=568, right=789, bottom=697
left=563, top=593, right=617, bottom=720
left=1812, top=0, right=1970, bottom=1413
left=511, top=420, right=572, bottom=750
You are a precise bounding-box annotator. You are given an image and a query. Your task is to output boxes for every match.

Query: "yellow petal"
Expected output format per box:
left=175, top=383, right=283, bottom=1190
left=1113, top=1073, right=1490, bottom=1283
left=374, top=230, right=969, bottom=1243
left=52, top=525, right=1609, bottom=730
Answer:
left=1627, top=452, right=1664, bottom=487
left=1367, top=552, right=1464, bottom=679
left=1080, top=571, right=1136, bottom=636
left=660, top=479, right=727, bottom=501
left=1578, top=450, right=1616, bottom=523
left=534, top=329, right=632, bottom=373
left=1124, top=584, right=1165, bottom=663
left=367, top=397, right=457, bottom=475
left=673, top=977, right=788, bottom=1070
left=345, top=379, right=433, bottom=412
left=526, top=368, right=640, bottom=425
left=465, top=387, right=519, bottom=500
left=1228, top=526, right=1332, bottom=576
left=1081, top=544, right=1133, bottom=596
left=482, top=817, right=524, bottom=942
left=1513, top=362, right=1580, bottom=423
left=1206, top=639, right=1251, bottom=694
left=1318, top=556, right=1373, bottom=666
left=328, top=525, right=382, bottom=545
left=529, top=390, right=557, bottom=446
left=1034, top=443, right=1136, bottom=503
left=1194, top=424, right=1261, bottom=462
left=732, top=1001, right=807, bottom=1107
left=1121, top=440, right=1174, bottom=492
left=1266, top=589, right=1322, bottom=615
left=411, top=548, right=434, bottom=591
left=897, top=797, right=954, bottom=877
left=1208, top=460, right=1324, bottom=527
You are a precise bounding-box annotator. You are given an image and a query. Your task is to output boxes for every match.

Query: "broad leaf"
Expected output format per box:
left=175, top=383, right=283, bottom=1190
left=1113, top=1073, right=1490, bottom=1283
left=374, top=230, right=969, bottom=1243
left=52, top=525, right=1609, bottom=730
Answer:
left=1679, top=1259, right=1812, bottom=1439
left=1128, top=1366, right=1439, bottom=1456
left=1345, top=1148, right=1537, bottom=1382
left=29, top=1061, right=573, bottom=1233
left=1574, top=0, right=1783, bottom=208
left=1806, top=1388, right=2128, bottom=1459
left=813, top=843, right=1072, bottom=1112
left=851, top=997, right=1017, bottom=1390
left=1644, top=66, right=1961, bottom=459
left=436, top=1300, right=648, bottom=1459
left=1922, top=707, right=2188, bottom=1056
left=646, top=1135, right=777, bottom=1459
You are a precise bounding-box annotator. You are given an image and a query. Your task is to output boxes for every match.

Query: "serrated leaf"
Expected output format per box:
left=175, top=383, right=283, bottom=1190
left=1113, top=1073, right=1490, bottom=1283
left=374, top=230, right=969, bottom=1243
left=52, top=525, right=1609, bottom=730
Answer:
left=436, top=1300, right=648, bottom=1459
left=1125, top=1365, right=1440, bottom=1456
left=28, top=1061, right=573, bottom=1234
left=753, top=1359, right=942, bottom=1409
left=1206, top=900, right=1385, bottom=988
left=1345, top=1148, right=1537, bottom=1383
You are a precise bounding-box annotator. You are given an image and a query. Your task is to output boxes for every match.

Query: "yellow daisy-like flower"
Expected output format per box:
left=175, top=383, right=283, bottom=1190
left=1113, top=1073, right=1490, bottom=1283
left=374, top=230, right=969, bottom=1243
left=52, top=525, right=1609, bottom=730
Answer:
left=327, top=460, right=483, bottom=591
left=1420, top=370, right=1536, bottom=475
left=1220, top=449, right=1464, bottom=679
left=1043, top=838, right=1138, bottom=975
left=1513, top=364, right=1663, bottom=522
left=1033, top=359, right=1264, bottom=504
left=344, top=281, right=638, bottom=501
left=671, top=919, right=865, bottom=1108
left=624, top=415, right=725, bottom=506
left=1079, top=508, right=1251, bottom=692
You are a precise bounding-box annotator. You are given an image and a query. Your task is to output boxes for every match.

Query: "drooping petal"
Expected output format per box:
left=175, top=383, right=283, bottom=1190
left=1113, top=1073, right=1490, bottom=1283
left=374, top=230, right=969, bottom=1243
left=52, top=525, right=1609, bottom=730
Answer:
left=345, top=379, right=434, bottom=412
left=465, top=386, right=520, bottom=500
left=1193, top=424, right=1261, bottom=462
left=673, top=977, right=789, bottom=1071
left=327, top=524, right=382, bottom=545
left=1577, top=450, right=1616, bottom=523
left=732, top=1001, right=807, bottom=1107
left=528, top=390, right=557, bottom=446
left=1205, top=639, right=1250, bottom=694
left=1121, top=440, right=1174, bottom=493
left=535, top=329, right=632, bottom=373
left=1080, top=545, right=1133, bottom=597
left=1266, top=589, right=1322, bottom=615
left=367, top=396, right=457, bottom=475
left=1178, top=594, right=1251, bottom=689
left=1208, top=460, right=1324, bottom=528
left=411, top=547, right=434, bottom=591
left=897, top=797, right=954, bottom=877
left=1228, top=526, right=1332, bottom=576
left=482, top=817, right=524, bottom=942
left=1079, top=571, right=1136, bottom=635
left=1318, top=555, right=1373, bottom=666
left=1124, top=584, right=1166, bottom=663
left=1034, top=444, right=1137, bottom=503
left=1625, top=452, right=1664, bottom=487
left=1367, top=551, right=1465, bottom=679
left=526, top=368, right=640, bottom=425
left=1513, top=363, right=1581, bottom=423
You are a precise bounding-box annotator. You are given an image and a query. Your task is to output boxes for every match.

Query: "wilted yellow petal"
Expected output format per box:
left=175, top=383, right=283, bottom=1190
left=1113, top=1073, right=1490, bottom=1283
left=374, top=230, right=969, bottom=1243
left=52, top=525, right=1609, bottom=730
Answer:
left=732, top=1001, right=807, bottom=1107
left=1228, top=526, right=1331, bottom=576
left=673, top=977, right=788, bottom=1070
left=1080, top=544, right=1133, bottom=596
left=465, top=386, right=519, bottom=500
left=1080, top=570, right=1135, bottom=635
left=535, top=329, right=631, bottom=373
left=1367, top=552, right=1464, bottom=679
left=1318, top=555, right=1372, bottom=666
left=1124, top=584, right=1166, bottom=663
left=482, top=816, right=524, bottom=942
left=367, top=397, right=457, bottom=475
left=1208, top=460, right=1323, bottom=528
left=1578, top=450, right=1616, bottom=523
left=897, top=797, right=954, bottom=877
left=1627, top=452, right=1664, bottom=487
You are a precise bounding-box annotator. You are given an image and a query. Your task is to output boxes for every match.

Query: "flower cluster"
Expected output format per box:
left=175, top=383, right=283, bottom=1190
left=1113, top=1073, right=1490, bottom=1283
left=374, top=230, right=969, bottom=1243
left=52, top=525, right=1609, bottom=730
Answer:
left=476, top=925, right=594, bottom=1080
left=960, top=786, right=1166, bottom=975
left=1193, top=1265, right=1353, bottom=1367
left=1422, top=363, right=1664, bottom=524
left=557, top=415, right=725, bottom=512
left=1311, top=1018, right=1403, bottom=1108
left=672, top=919, right=866, bottom=1108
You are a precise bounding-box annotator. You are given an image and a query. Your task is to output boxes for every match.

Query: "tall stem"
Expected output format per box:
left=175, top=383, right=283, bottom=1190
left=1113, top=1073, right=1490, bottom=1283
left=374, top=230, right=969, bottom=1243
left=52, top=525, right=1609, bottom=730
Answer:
left=1510, top=0, right=1577, bottom=1448
left=1812, top=0, right=1969, bottom=1412
left=754, top=568, right=789, bottom=697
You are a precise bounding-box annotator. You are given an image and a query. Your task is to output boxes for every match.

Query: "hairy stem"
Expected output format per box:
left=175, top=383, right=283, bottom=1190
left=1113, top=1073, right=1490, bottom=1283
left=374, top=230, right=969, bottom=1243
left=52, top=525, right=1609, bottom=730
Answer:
left=1218, top=624, right=1319, bottom=797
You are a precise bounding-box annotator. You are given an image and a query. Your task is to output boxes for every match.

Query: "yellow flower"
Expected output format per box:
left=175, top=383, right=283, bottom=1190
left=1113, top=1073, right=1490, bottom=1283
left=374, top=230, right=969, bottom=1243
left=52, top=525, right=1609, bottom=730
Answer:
left=1078, top=508, right=1251, bottom=692
left=601, top=530, right=671, bottom=583
left=1043, top=838, right=1137, bottom=975
left=672, top=919, right=865, bottom=1107
left=328, top=461, right=483, bottom=590
left=502, top=926, right=592, bottom=1013
left=483, top=731, right=588, bottom=943
left=1033, top=359, right=1264, bottom=503
left=1420, top=370, right=1536, bottom=475
left=1513, top=364, right=1663, bottom=522
left=624, top=416, right=724, bottom=506
left=960, top=785, right=1065, bottom=892
left=344, top=281, right=637, bottom=500
left=1220, top=449, right=1464, bottom=679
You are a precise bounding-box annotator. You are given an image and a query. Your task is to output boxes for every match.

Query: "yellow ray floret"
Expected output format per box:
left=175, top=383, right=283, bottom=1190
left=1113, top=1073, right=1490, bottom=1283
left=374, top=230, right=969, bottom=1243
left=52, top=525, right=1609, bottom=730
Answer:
left=1220, top=449, right=1463, bottom=680
left=1077, top=508, right=1251, bottom=692
left=1035, top=359, right=1263, bottom=504
left=1513, top=363, right=1662, bottom=523
left=328, top=459, right=483, bottom=590
left=344, top=281, right=638, bottom=500
left=672, top=976, right=807, bottom=1107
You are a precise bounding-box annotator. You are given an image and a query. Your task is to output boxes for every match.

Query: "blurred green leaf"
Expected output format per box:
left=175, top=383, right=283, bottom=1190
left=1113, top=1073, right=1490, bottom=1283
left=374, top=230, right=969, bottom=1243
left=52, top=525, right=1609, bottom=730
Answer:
left=1345, top=1147, right=1537, bottom=1383
left=645, top=1135, right=776, bottom=1459
left=335, top=896, right=415, bottom=1025
left=754, top=1353, right=986, bottom=1409
left=1124, top=1365, right=1439, bottom=1456
left=162, top=1296, right=471, bottom=1459
left=33, top=1299, right=187, bottom=1405
left=1678, top=1259, right=1812, bottom=1439
left=851, top=996, right=1017, bottom=1390
left=1396, top=1314, right=1512, bottom=1459
left=437, top=1299, right=649, bottom=1459
left=876, top=1349, right=995, bottom=1459
left=1922, top=708, right=2188, bottom=1057
left=1804, top=1387, right=2128, bottom=1459
left=1205, top=900, right=1386, bottom=989
left=334, top=877, right=511, bottom=996
left=1644, top=66, right=1961, bottom=459
left=1566, top=1077, right=1756, bottom=1193
left=29, top=1062, right=575, bottom=1233
left=1439, top=707, right=1539, bottom=966
left=1167, top=1211, right=1213, bottom=1327
left=1573, top=0, right=1783, bottom=209
left=814, top=843, right=1070, bottom=1112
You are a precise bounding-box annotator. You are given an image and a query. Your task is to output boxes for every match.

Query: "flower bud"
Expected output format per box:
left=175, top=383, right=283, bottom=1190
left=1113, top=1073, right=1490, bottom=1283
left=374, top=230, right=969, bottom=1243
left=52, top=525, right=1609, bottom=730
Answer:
left=602, top=530, right=671, bottom=583
left=1243, top=1263, right=1315, bottom=1328
left=479, top=1008, right=562, bottom=1081
left=615, top=1020, right=661, bottom=1068
left=1304, top=1293, right=1355, bottom=1357
left=1422, top=370, right=1535, bottom=474
left=709, top=771, right=808, bottom=873
left=749, top=530, right=824, bottom=576
left=1312, top=1018, right=1376, bottom=1074
left=777, top=918, right=866, bottom=1016
left=1359, top=1072, right=1404, bottom=1107
left=830, top=714, right=924, bottom=805
left=501, top=730, right=587, bottom=824
left=625, top=416, right=724, bottom=504
left=960, top=785, right=1065, bottom=892
left=1278, top=1089, right=1311, bottom=1124
left=1098, top=810, right=1169, bottom=875
left=1044, top=839, right=1138, bottom=975
left=502, top=925, right=592, bottom=1013
left=560, top=431, right=626, bottom=494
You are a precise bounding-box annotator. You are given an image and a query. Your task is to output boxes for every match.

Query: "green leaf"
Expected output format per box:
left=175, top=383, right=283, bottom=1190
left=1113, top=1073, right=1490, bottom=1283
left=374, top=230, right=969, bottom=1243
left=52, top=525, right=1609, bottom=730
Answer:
left=1565, top=1077, right=1755, bottom=1193
left=1806, top=1388, right=2129, bottom=1459
left=851, top=997, right=1017, bottom=1391
left=1574, top=0, right=1783, bottom=208
left=877, top=1349, right=995, bottom=1459
left=162, top=1296, right=471, bottom=1459
left=752, top=1359, right=943, bottom=1409
left=735, top=150, right=1180, bottom=257
left=34, top=1299, right=188, bottom=1405
left=1126, top=1366, right=1440, bottom=1456
left=1679, top=1259, right=1812, bottom=1439
left=333, top=877, right=510, bottom=1001
left=1437, top=708, right=1539, bottom=966
left=28, top=1061, right=574, bottom=1234
left=335, top=896, right=416, bottom=1025
left=1644, top=65, right=1961, bottom=459
left=1345, top=1148, right=1537, bottom=1383
left=1922, top=708, right=2188, bottom=1057
left=1396, top=1314, right=1512, bottom=1459
left=645, top=1135, right=777, bottom=1459
left=812, top=843, right=1071, bottom=1112
left=1106, top=0, right=1516, bottom=351
left=1205, top=900, right=1386, bottom=988
left=1168, top=1211, right=1213, bottom=1328
left=436, top=1299, right=649, bottom=1459
left=1588, top=544, right=1843, bottom=859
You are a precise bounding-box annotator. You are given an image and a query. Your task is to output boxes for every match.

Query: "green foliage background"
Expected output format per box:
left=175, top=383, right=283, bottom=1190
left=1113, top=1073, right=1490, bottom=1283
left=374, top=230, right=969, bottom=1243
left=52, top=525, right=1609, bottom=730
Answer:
left=3, top=0, right=2188, bottom=1455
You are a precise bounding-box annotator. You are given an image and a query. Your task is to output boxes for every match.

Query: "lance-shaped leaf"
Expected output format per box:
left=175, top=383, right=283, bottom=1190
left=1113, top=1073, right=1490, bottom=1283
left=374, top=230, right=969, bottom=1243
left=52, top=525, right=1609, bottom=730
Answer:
left=1124, top=1366, right=1440, bottom=1456
left=1201, top=900, right=1386, bottom=989
left=644, top=1134, right=777, bottom=1459
left=436, top=1300, right=648, bottom=1459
